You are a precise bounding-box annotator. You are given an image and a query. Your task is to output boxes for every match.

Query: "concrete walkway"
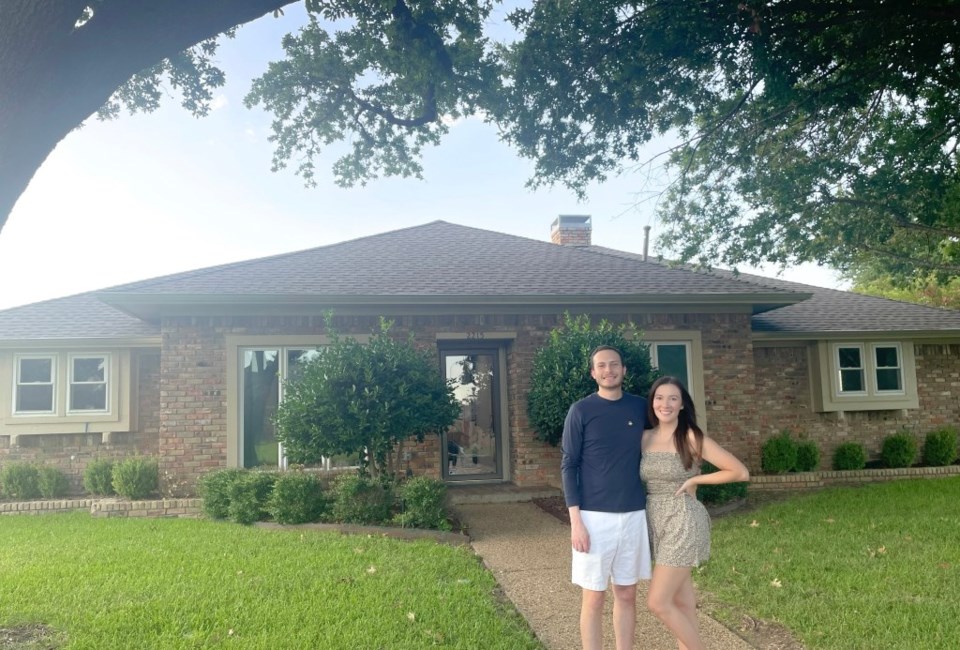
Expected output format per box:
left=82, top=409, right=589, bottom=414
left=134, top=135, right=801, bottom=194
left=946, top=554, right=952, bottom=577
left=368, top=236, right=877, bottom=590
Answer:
left=456, top=502, right=753, bottom=650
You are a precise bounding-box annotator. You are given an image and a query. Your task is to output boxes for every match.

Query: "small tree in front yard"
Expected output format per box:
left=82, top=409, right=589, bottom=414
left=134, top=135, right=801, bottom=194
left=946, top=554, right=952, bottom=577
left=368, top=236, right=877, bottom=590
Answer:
left=527, top=313, right=657, bottom=446
left=275, top=317, right=460, bottom=478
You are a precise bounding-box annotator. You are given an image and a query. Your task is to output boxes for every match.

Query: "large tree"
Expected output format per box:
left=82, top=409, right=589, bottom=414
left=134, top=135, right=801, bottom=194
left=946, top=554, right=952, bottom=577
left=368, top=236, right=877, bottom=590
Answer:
left=499, top=0, right=960, bottom=282
left=0, top=0, right=496, bottom=234
left=4, top=1, right=960, bottom=286
left=0, top=0, right=300, bottom=232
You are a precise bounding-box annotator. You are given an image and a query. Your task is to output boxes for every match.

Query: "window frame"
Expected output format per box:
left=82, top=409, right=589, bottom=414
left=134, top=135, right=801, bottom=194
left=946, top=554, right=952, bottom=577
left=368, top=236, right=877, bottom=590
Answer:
left=812, top=340, right=917, bottom=412
left=67, top=353, right=110, bottom=414
left=13, top=354, right=57, bottom=415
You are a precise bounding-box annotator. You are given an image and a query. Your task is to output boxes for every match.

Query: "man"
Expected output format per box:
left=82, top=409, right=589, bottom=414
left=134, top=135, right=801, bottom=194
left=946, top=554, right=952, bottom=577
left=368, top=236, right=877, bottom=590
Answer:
left=560, top=345, right=651, bottom=650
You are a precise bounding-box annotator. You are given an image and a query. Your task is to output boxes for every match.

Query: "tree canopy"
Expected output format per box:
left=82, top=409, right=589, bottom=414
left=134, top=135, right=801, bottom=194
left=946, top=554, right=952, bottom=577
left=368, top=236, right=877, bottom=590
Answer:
left=3, top=1, right=959, bottom=283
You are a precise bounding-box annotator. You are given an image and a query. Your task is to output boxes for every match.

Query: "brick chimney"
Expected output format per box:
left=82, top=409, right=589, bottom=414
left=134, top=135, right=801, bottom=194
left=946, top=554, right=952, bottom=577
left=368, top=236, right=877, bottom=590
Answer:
left=550, top=215, right=592, bottom=246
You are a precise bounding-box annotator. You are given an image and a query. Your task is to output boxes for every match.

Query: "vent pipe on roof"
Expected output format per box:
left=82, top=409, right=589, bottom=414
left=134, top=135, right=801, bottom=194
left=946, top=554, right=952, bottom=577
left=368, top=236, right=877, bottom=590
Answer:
left=642, top=226, right=651, bottom=261
left=551, top=215, right=592, bottom=246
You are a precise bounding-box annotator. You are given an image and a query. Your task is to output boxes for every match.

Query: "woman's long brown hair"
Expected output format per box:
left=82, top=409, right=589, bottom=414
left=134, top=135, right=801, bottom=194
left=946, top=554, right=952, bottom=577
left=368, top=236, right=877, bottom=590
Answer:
left=647, top=376, right=704, bottom=470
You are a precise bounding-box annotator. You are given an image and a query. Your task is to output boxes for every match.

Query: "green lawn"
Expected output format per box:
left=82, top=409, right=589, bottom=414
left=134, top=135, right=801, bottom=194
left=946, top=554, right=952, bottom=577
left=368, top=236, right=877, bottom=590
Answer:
left=0, top=513, right=542, bottom=649
left=697, top=477, right=960, bottom=649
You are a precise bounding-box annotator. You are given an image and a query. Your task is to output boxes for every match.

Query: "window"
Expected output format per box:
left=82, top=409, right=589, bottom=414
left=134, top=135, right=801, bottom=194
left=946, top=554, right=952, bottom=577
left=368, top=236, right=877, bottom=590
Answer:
left=813, top=341, right=916, bottom=412
left=69, top=355, right=108, bottom=412
left=15, top=356, right=56, bottom=414
left=836, top=345, right=865, bottom=394
left=874, top=345, right=903, bottom=392
left=650, top=342, right=691, bottom=391
left=834, top=343, right=903, bottom=396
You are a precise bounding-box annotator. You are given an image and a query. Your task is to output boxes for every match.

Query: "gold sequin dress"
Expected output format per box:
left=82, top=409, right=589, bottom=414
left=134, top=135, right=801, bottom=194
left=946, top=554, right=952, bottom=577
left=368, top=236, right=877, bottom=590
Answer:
left=640, top=452, right=711, bottom=567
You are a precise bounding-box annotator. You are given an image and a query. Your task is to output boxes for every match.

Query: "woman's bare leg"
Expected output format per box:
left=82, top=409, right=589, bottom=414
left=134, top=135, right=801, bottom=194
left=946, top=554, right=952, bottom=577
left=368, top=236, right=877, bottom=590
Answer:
left=647, top=565, right=705, bottom=650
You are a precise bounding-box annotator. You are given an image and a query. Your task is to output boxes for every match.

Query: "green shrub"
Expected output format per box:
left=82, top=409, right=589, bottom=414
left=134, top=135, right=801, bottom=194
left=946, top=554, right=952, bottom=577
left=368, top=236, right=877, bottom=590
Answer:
left=527, top=313, right=657, bottom=446
left=881, top=431, right=918, bottom=468
left=1, top=462, right=41, bottom=500
left=922, top=427, right=958, bottom=466
left=794, top=441, right=821, bottom=472
left=227, top=472, right=277, bottom=525
left=197, top=468, right=247, bottom=519
left=761, top=432, right=798, bottom=474
left=330, top=473, right=395, bottom=525
left=112, top=457, right=159, bottom=500
left=83, top=458, right=115, bottom=496
left=37, top=466, right=71, bottom=498
left=393, top=475, right=451, bottom=530
left=696, top=461, right=749, bottom=505
left=268, top=470, right=327, bottom=524
left=833, top=442, right=867, bottom=470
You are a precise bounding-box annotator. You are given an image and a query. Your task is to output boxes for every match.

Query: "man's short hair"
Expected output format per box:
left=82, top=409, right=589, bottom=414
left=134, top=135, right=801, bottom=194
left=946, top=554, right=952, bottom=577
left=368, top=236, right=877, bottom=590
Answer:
left=589, top=345, right=623, bottom=368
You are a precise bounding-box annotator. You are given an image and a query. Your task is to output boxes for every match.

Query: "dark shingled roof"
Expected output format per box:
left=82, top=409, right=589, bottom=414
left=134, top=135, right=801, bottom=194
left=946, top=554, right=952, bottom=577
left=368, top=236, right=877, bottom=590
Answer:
left=588, top=245, right=960, bottom=334
left=0, top=293, right=159, bottom=342
left=97, top=221, right=796, bottom=298
left=1, top=221, right=959, bottom=341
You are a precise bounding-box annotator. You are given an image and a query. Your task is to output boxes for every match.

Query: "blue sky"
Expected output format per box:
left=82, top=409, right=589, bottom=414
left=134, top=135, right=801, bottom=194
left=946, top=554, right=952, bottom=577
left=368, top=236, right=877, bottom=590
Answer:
left=0, top=4, right=842, bottom=311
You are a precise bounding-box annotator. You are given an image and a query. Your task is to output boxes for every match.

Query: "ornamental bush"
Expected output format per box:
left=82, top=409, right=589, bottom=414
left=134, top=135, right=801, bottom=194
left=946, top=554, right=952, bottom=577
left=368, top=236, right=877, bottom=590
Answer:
left=527, top=313, right=657, bottom=446
left=267, top=470, right=327, bottom=525
left=794, top=440, right=821, bottom=472
left=112, top=457, right=159, bottom=500
left=227, top=471, right=277, bottom=525
left=197, top=468, right=248, bottom=519
left=1, top=462, right=41, bottom=500
left=696, top=461, right=748, bottom=505
left=922, top=427, right=958, bottom=467
left=275, top=316, right=459, bottom=478
left=393, top=475, right=451, bottom=531
left=83, top=458, right=115, bottom=496
left=330, top=473, right=395, bottom=525
left=37, top=466, right=70, bottom=498
left=761, top=432, right=797, bottom=474
left=833, top=442, right=866, bottom=470
left=881, top=431, right=918, bottom=468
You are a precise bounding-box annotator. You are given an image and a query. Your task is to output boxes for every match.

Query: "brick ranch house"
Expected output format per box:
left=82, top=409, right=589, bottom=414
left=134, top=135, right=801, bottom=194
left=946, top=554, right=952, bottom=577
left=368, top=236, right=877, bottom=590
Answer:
left=2, top=217, right=960, bottom=494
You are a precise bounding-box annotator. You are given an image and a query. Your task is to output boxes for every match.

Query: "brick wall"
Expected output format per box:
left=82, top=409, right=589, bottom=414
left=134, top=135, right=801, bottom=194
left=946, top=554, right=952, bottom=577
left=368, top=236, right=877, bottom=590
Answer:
left=753, top=343, right=960, bottom=468
left=155, top=311, right=759, bottom=492
left=0, top=351, right=161, bottom=493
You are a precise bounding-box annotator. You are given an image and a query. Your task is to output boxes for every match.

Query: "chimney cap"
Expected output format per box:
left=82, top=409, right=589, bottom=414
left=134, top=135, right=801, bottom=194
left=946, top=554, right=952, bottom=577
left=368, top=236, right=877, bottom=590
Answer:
left=551, top=215, right=592, bottom=230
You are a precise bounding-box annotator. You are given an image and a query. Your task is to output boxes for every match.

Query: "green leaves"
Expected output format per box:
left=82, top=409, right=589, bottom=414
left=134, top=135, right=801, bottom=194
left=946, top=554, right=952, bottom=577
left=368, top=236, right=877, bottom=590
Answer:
left=245, top=0, right=499, bottom=188
left=526, top=313, right=656, bottom=446
left=274, top=317, right=460, bottom=476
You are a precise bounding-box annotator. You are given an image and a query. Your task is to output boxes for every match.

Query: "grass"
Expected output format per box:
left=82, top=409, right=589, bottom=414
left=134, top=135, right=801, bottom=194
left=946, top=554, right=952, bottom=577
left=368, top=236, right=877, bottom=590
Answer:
left=696, top=477, right=960, bottom=649
left=0, top=513, right=543, bottom=649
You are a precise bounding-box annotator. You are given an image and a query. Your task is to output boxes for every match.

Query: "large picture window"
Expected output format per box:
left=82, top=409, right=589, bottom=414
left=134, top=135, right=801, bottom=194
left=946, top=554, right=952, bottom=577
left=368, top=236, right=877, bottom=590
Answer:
left=15, top=356, right=56, bottom=414
left=240, top=346, right=326, bottom=468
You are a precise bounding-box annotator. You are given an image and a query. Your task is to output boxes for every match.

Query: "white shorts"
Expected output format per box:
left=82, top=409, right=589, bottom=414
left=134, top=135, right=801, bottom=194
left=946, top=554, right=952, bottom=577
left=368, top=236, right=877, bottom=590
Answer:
left=571, top=509, right=652, bottom=591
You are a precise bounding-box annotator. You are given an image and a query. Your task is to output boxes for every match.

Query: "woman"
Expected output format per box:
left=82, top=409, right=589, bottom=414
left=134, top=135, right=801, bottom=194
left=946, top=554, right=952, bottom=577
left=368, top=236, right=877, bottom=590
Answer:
left=640, top=376, right=749, bottom=650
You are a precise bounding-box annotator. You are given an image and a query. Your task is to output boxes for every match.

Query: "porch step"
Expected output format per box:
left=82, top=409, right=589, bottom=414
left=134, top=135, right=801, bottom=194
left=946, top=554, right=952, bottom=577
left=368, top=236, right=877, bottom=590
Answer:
left=446, top=483, right=562, bottom=505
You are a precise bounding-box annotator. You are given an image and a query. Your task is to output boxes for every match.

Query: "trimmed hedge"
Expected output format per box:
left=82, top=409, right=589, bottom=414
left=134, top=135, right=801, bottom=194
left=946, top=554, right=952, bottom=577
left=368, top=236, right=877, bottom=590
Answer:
left=922, top=427, right=958, bottom=467
left=833, top=442, right=866, bottom=470
left=761, top=433, right=798, bottom=474
left=881, top=432, right=918, bottom=469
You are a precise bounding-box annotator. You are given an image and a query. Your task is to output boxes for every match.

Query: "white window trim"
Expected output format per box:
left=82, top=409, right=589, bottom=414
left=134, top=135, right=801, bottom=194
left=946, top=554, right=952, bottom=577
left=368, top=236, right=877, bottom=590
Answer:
left=67, top=353, right=111, bottom=414
left=813, top=341, right=917, bottom=412
left=870, top=342, right=905, bottom=395
left=834, top=343, right=867, bottom=396
left=650, top=341, right=693, bottom=386
left=13, top=354, right=57, bottom=415
left=2, top=349, right=132, bottom=440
